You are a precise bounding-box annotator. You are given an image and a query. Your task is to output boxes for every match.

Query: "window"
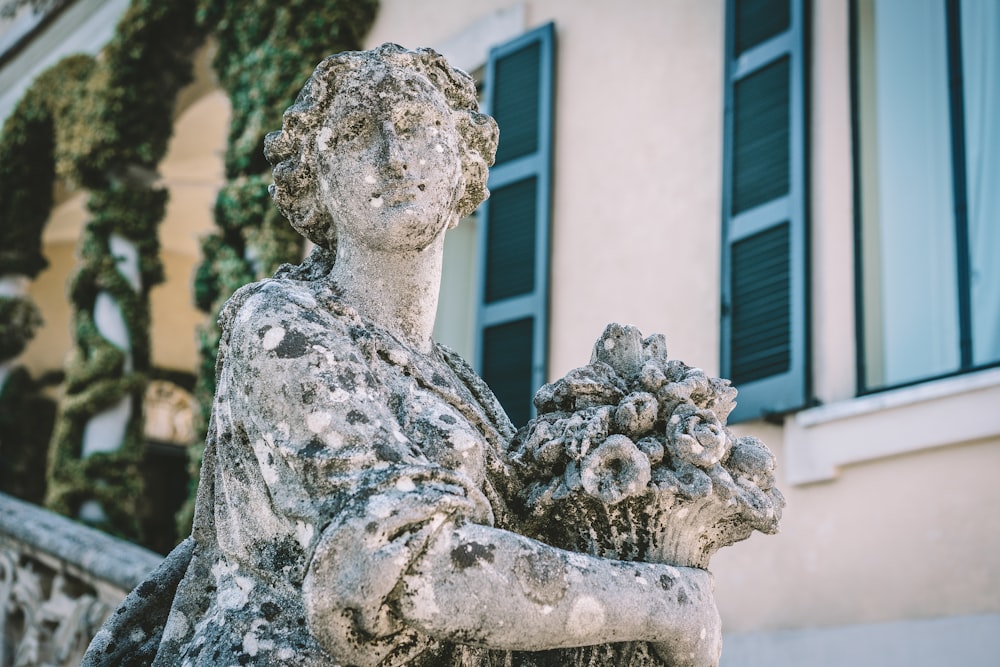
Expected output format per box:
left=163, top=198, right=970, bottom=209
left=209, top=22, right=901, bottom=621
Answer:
left=854, top=0, right=1000, bottom=392
left=434, top=22, right=555, bottom=429
left=475, top=23, right=555, bottom=428
left=721, top=0, right=809, bottom=421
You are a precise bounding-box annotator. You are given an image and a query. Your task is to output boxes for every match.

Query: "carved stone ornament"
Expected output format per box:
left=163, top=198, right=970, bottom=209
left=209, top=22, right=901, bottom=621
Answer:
left=0, top=493, right=162, bottom=667
left=83, top=43, right=783, bottom=667
left=143, top=380, right=196, bottom=446
left=1, top=548, right=112, bottom=667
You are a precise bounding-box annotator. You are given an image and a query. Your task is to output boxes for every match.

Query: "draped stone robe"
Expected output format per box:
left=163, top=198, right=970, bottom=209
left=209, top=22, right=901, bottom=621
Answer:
left=84, top=273, right=670, bottom=667
left=149, top=275, right=518, bottom=666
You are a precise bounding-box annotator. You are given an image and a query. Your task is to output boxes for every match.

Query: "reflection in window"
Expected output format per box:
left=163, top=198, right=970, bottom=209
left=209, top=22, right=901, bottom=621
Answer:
left=856, top=0, right=999, bottom=390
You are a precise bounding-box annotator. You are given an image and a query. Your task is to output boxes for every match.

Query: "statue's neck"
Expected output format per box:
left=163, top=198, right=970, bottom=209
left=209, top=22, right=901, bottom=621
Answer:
left=328, top=235, right=445, bottom=354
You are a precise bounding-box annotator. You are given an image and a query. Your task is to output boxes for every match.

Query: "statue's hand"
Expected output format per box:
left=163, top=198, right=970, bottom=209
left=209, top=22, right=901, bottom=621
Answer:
left=650, top=568, right=722, bottom=667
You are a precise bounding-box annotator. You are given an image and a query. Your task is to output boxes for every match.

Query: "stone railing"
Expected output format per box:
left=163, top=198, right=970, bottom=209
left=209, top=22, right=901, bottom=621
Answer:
left=0, top=493, right=162, bottom=667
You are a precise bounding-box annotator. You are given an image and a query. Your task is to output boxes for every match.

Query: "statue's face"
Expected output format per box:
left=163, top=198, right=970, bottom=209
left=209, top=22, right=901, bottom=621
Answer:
left=317, top=65, right=464, bottom=252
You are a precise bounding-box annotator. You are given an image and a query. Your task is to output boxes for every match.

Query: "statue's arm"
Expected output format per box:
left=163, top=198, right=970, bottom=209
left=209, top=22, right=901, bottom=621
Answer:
left=394, top=520, right=721, bottom=664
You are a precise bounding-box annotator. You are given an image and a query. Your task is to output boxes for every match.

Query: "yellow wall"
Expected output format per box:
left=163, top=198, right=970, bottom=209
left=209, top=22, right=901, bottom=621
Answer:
left=22, top=241, right=75, bottom=376
left=22, top=88, right=228, bottom=378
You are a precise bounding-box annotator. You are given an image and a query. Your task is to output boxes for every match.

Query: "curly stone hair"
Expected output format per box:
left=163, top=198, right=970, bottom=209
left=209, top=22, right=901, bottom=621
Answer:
left=264, top=43, right=499, bottom=250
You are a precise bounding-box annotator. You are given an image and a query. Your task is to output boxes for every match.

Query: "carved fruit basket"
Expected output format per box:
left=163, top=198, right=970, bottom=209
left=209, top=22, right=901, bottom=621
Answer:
left=508, top=325, right=784, bottom=569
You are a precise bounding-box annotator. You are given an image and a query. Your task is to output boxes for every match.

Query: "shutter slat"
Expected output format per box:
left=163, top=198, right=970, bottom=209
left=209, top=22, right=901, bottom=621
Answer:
left=732, top=57, right=791, bottom=214
left=735, top=0, right=791, bottom=54
left=730, top=222, right=791, bottom=386
left=493, top=42, right=541, bottom=165
left=485, top=178, right=537, bottom=303
left=481, top=318, right=534, bottom=428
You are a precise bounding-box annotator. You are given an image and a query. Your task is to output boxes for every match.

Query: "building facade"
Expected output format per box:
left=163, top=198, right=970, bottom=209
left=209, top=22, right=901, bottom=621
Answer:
left=1, top=0, right=997, bottom=664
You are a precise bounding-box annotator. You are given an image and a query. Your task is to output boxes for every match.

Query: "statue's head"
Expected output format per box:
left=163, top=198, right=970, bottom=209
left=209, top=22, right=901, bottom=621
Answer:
left=264, top=43, right=499, bottom=251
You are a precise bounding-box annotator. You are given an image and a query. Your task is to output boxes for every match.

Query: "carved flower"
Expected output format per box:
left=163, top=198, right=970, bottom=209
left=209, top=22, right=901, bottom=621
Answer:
left=727, top=435, right=777, bottom=490
left=560, top=405, right=613, bottom=460
left=651, top=459, right=713, bottom=500
left=665, top=404, right=729, bottom=468
left=613, top=391, right=659, bottom=438
left=578, top=434, right=651, bottom=505
left=532, top=362, right=626, bottom=413
left=513, top=324, right=784, bottom=569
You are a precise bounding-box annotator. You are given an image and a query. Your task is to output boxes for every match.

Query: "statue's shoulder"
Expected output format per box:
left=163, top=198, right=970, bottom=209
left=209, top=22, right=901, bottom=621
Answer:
left=218, top=277, right=357, bottom=335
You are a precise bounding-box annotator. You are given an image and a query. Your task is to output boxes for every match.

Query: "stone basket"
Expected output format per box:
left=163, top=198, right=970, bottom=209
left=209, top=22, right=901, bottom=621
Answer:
left=508, top=324, right=784, bottom=570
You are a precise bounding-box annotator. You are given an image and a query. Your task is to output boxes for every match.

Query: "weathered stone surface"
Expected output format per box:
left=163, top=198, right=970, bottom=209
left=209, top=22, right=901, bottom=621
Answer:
left=0, top=492, right=163, bottom=667
left=510, top=324, right=784, bottom=571
left=84, top=44, right=782, bottom=666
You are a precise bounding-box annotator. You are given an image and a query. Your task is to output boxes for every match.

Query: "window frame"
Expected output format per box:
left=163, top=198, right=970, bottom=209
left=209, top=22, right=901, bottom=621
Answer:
left=850, top=0, right=1000, bottom=397
left=472, top=21, right=556, bottom=427
left=721, top=0, right=812, bottom=422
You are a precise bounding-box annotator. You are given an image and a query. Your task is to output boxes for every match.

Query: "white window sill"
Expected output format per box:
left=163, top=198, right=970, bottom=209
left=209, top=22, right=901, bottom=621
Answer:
left=784, top=367, right=1000, bottom=484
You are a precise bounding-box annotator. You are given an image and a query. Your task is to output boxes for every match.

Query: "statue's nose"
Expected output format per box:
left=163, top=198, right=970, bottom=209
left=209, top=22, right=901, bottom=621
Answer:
left=380, top=121, right=407, bottom=176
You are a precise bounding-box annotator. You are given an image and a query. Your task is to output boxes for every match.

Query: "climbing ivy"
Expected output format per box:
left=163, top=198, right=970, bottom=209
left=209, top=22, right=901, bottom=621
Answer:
left=0, top=0, right=378, bottom=543
left=0, top=54, right=93, bottom=509
left=42, top=0, right=207, bottom=541
left=0, top=54, right=94, bottom=277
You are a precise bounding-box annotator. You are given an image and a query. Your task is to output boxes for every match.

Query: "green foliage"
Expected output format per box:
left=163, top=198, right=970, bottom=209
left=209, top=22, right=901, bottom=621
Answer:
left=202, top=0, right=379, bottom=177
left=0, top=296, right=43, bottom=361
left=0, top=55, right=95, bottom=278
left=73, top=0, right=204, bottom=187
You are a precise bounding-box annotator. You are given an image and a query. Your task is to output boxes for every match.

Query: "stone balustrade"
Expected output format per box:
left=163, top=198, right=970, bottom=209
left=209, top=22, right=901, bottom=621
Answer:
left=0, top=493, right=162, bottom=667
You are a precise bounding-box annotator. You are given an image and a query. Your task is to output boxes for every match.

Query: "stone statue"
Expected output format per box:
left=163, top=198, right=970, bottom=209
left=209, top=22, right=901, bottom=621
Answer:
left=83, top=43, right=783, bottom=667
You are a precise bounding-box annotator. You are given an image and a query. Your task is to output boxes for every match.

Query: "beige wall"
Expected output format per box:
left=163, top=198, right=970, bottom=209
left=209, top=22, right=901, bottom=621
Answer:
left=715, top=426, right=1000, bottom=633
left=368, top=0, right=726, bottom=379
left=369, top=0, right=1000, bottom=640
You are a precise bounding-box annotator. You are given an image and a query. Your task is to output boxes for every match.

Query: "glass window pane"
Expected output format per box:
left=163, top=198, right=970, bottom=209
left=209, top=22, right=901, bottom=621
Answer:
left=858, top=0, right=960, bottom=388
left=961, top=0, right=1000, bottom=366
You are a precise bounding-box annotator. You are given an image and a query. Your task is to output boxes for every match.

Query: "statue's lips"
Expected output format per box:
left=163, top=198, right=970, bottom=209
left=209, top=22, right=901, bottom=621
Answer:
left=373, top=182, right=424, bottom=206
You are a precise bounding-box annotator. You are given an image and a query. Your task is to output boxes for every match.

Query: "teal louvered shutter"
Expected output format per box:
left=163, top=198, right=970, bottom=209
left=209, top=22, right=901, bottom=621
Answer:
left=721, top=0, right=809, bottom=421
left=475, top=22, right=555, bottom=428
